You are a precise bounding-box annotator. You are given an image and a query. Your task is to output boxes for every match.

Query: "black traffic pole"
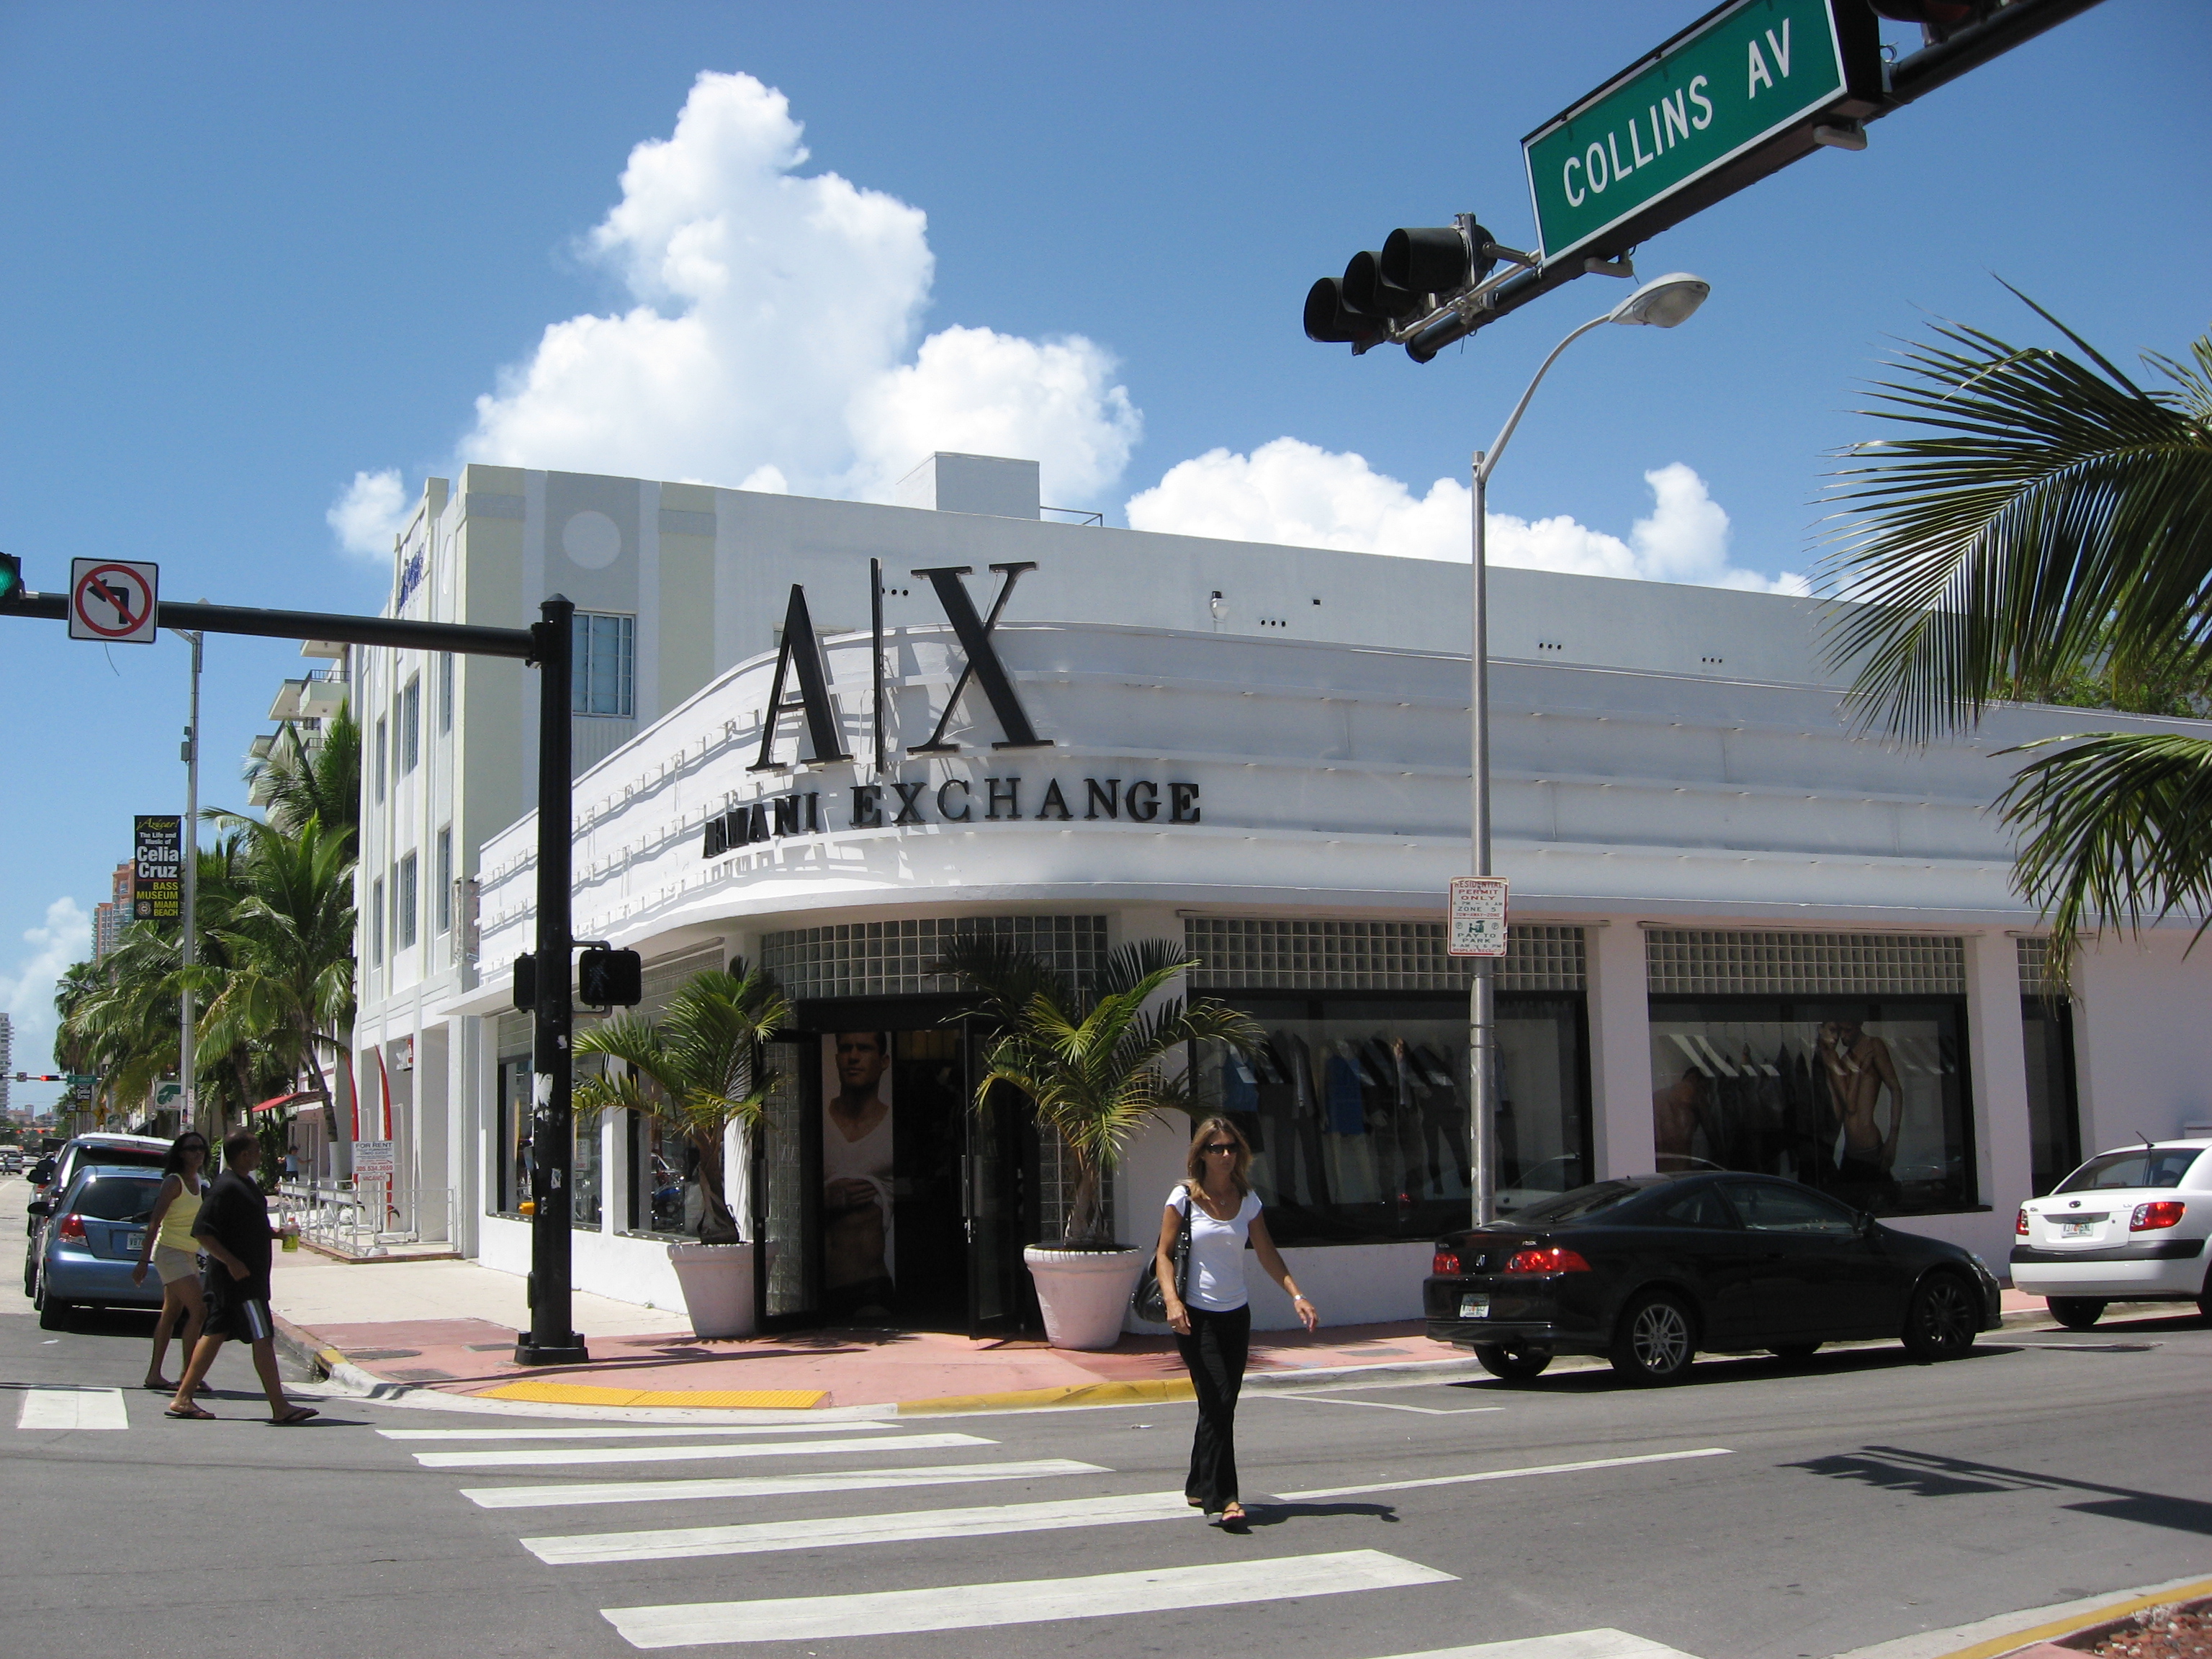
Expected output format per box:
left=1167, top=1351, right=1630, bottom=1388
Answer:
left=2, top=585, right=594, bottom=1365
left=518, top=594, right=588, bottom=1366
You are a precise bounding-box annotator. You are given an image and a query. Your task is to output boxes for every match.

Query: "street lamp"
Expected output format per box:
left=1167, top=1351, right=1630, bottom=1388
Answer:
left=1467, top=273, right=1709, bottom=1228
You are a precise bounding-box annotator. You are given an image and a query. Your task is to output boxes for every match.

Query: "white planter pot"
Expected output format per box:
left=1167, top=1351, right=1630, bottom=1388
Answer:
left=666, top=1241, right=758, bottom=1339
left=1023, top=1246, right=1146, bottom=1351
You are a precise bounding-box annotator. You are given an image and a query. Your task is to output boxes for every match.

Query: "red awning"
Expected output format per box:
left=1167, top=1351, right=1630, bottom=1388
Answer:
left=250, top=1090, right=325, bottom=1115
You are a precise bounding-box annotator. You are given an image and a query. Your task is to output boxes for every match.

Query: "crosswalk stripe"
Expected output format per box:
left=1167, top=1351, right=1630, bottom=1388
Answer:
left=17, top=1388, right=129, bottom=1431
left=1374, top=1631, right=1700, bottom=1659
left=1278, top=1447, right=1732, bottom=1501
left=462, top=1457, right=1106, bottom=1511
left=379, top=1421, right=901, bottom=1443
left=602, top=1547, right=1455, bottom=1647
left=523, top=1489, right=1193, bottom=1565
left=415, top=1431, right=986, bottom=1470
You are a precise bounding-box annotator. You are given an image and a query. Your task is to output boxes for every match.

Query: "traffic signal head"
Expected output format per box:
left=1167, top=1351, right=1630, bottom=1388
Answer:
left=578, top=947, right=642, bottom=1009
left=1380, top=223, right=1496, bottom=301
left=0, top=553, right=23, bottom=607
left=1303, top=277, right=1385, bottom=348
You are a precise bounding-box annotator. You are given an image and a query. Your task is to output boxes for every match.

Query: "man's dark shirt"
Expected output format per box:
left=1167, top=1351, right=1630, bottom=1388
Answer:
left=193, top=1168, right=272, bottom=1300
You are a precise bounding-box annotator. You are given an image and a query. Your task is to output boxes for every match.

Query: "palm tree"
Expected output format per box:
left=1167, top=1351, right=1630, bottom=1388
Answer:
left=572, top=963, right=792, bottom=1243
left=935, top=938, right=1259, bottom=1249
left=245, top=702, right=361, bottom=837
left=1822, top=292, right=2212, bottom=973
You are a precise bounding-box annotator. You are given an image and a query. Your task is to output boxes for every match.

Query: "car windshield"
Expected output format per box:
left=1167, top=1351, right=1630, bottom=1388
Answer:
left=70, top=1175, right=161, bottom=1223
left=1511, top=1181, right=1647, bottom=1224
left=76, top=1145, right=166, bottom=1169
left=2055, top=1148, right=2201, bottom=1193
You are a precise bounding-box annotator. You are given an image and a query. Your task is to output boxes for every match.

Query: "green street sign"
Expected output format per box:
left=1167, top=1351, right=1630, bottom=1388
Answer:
left=1524, top=0, right=1879, bottom=266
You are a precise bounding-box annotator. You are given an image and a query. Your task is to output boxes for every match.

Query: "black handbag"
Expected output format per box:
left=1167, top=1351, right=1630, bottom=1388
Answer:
left=1131, top=1184, right=1192, bottom=1323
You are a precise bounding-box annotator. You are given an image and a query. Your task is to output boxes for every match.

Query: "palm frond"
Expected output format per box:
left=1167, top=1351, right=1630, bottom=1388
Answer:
left=1995, top=731, right=2212, bottom=980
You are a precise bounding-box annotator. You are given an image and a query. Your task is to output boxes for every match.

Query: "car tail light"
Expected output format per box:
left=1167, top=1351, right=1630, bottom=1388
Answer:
left=2131, top=1200, right=2185, bottom=1232
left=56, top=1213, right=87, bottom=1244
left=1431, top=1249, right=1462, bottom=1276
left=2015, top=1208, right=2029, bottom=1236
left=1502, top=1246, right=1591, bottom=1275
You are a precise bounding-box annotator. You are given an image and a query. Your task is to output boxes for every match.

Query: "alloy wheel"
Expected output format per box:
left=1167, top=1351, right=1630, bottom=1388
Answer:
left=1906, top=1274, right=1976, bottom=1361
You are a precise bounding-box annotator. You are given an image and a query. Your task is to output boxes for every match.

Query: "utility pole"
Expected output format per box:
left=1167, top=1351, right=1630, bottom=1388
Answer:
left=176, top=629, right=202, bottom=1135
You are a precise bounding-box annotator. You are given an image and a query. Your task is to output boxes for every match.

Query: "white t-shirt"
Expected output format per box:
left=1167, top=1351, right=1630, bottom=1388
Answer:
left=1168, top=1185, right=1263, bottom=1313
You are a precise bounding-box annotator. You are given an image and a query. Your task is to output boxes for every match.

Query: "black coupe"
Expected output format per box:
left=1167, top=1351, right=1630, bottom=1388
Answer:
left=1425, top=1172, right=2002, bottom=1384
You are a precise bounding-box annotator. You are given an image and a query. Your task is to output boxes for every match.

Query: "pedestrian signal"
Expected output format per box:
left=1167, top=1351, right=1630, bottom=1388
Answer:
left=578, top=948, right=642, bottom=1009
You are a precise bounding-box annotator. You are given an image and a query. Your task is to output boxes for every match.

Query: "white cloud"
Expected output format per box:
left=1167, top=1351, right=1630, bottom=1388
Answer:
left=327, top=467, right=411, bottom=561
left=450, top=71, right=1136, bottom=508
left=0, top=896, right=90, bottom=1074
left=1125, top=439, right=1803, bottom=594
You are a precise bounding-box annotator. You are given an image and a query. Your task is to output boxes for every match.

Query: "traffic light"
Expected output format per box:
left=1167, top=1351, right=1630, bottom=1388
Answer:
left=578, top=948, right=642, bottom=1009
left=1303, top=219, right=1499, bottom=356
left=512, top=955, right=536, bottom=1011
left=0, top=553, right=23, bottom=607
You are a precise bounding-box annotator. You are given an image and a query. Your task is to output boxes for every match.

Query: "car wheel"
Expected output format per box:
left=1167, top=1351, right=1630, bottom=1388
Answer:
left=1769, top=1342, right=1822, bottom=1363
left=35, top=1275, right=73, bottom=1330
left=1474, top=1341, right=1553, bottom=1382
left=1902, top=1272, right=1978, bottom=1362
left=2048, top=1297, right=2105, bottom=1331
left=1610, top=1290, right=1697, bottom=1385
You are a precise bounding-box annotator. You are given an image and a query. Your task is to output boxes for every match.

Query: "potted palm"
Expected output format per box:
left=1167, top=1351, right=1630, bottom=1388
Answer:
left=938, top=938, right=1259, bottom=1350
left=574, top=961, right=790, bottom=1339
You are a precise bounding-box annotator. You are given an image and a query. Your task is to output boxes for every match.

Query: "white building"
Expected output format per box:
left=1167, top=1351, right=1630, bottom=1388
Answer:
left=359, top=453, right=2212, bottom=1332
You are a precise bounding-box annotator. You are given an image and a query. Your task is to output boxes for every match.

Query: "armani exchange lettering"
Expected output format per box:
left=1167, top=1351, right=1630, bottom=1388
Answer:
left=703, top=775, right=1200, bottom=857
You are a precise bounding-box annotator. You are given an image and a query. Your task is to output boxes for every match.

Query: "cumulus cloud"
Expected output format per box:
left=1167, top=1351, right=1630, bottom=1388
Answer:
left=327, top=467, right=411, bottom=560
left=1125, top=439, right=1804, bottom=594
left=0, top=896, right=90, bottom=1075
left=454, top=71, right=1136, bottom=507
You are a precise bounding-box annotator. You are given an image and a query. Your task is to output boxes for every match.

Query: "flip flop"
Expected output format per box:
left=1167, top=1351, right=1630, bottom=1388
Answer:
left=143, top=1381, right=175, bottom=1393
left=269, top=1406, right=319, bottom=1426
left=164, top=1403, right=215, bottom=1420
left=1217, top=1503, right=1249, bottom=1531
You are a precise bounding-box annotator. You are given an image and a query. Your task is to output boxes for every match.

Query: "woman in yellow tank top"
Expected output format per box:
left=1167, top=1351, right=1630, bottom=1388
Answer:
left=132, top=1132, right=210, bottom=1392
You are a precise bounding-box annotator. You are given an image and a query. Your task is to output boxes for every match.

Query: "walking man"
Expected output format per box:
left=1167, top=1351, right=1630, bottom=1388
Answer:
left=167, top=1128, right=315, bottom=1424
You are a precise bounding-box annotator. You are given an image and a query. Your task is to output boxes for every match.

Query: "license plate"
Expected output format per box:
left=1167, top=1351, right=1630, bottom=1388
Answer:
left=2060, top=1221, right=2095, bottom=1238
left=1459, top=1295, right=1489, bottom=1318
left=120, top=1231, right=145, bottom=1254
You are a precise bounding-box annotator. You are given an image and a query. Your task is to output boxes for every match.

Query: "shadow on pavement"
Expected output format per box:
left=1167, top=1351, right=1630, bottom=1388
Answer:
left=1240, top=1501, right=1401, bottom=1528
left=1784, top=1444, right=2212, bottom=1537
left=1442, top=1342, right=2015, bottom=1395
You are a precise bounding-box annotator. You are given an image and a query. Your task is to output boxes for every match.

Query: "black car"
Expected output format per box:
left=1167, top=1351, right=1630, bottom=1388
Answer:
left=1426, top=1172, right=2002, bottom=1385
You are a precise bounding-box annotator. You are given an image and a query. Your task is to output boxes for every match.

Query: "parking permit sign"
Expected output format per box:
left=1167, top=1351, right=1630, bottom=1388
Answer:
left=69, top=557, right=159, bottom=644
left=1448, top=876, right=1509, bottom=957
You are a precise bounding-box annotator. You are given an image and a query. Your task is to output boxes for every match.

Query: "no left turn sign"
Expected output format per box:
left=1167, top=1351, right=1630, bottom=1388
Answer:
left=69, top=557, right=159, bottom=644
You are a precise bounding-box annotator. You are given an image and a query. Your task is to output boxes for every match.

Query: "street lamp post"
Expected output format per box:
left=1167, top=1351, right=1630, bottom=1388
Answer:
left=175, top=627, right=203, bottom=1136
left=1467, top=274, right=1710, bottom=1230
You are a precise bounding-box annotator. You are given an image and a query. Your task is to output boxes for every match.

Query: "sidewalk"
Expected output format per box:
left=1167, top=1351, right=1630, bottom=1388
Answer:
left=266, top=1254, right=2175, bottom=1416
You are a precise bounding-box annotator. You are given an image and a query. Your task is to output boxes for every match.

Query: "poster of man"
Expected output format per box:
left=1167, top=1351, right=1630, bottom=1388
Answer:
left=822, top=1030, right=895, bottom=1317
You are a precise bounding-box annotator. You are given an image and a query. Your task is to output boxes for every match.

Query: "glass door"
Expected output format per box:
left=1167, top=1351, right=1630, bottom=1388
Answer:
left=964, top=1030, right=1030, bottom=1338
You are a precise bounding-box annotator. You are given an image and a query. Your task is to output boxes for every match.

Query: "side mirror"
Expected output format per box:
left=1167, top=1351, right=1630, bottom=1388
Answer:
left=26, top=1199, right=52, bottom=1218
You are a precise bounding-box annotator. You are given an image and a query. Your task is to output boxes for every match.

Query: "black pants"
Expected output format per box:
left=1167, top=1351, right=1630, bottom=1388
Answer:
left=1174, top=1302, right=1251, bottom=1511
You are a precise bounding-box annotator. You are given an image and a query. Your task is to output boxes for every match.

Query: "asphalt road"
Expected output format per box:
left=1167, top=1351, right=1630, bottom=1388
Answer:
left=5, top=1172, right=2207, bottom=1659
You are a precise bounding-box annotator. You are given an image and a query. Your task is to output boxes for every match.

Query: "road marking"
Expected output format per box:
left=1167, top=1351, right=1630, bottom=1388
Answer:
left=601, top=1547, right=1455, bottom=1647
left=416, top=1431, right=986, bottom=1469
left=1373, top=1632, right=1701, bottom=1659
left=17, top=1388, right=130, bottom=1431
left=462, top=1457, right=1106, bottom=1510
left=380, top=1421, right=902, bottom=1442
left=1280, top=1447, right=1733, bottom=1500
left=1270, top=1395, right=1508, bottom=1416
left=524, top=1488, right=1194, bottom=1565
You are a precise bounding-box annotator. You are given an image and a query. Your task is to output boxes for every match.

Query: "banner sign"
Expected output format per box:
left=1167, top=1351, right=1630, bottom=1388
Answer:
left=133, top=815, right=183, bottom=920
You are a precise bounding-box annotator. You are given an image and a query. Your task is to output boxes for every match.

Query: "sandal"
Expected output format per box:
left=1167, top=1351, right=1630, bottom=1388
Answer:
left=165, top=1403, right=215, bottom=1420
left=143, top=1380, right=175, bottom=1393
left=1218, top=1503, right=1249, bottom=1531
left=269, top=1406, right=319, bottom=1426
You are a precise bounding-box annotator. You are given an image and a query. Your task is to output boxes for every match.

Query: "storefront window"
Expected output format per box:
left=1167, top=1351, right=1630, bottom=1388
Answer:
left=493, top=1056, right=530, bottom=1218
left=571, top=1105, right=602, bottom=1230
left=1647, top=998, right=1976, bottom=1215
left=2021, top=998, right=2082, bottom=1196
left=626, top=1111, right=705, bottom=1239
left=1197, top=993, right=1589, bottom=1245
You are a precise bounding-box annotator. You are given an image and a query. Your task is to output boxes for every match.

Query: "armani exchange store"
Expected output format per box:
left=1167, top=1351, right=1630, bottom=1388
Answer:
left=460, top=590, right=2209, bottom=1333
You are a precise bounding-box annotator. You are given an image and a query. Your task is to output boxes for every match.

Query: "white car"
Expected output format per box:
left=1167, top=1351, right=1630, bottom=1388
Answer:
left=2012, top=1138, right=2212, bottom=1328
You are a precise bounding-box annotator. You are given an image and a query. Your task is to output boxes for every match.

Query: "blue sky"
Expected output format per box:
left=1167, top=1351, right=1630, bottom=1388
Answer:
left=1, top=2, right=2206, bottom=1103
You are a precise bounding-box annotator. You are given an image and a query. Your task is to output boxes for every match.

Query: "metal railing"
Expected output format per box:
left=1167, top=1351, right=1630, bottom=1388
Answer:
left=279, top=1179, right=453, bottom=1259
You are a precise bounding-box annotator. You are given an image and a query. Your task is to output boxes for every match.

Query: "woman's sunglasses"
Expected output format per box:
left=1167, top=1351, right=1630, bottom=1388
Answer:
left=1202, top=1143, right=1238, bottom=1155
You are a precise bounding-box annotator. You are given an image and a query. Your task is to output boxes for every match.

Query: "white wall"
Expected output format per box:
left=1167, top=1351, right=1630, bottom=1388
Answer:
left=2074, top=930, right=2212, bottom=1151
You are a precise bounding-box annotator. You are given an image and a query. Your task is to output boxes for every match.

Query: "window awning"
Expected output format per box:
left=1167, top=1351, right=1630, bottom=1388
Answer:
left=250, top=1090, right=325, bottom=1116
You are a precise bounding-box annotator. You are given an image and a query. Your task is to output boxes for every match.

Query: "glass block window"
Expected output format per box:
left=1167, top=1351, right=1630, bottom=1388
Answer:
left=761, top=915, right=1109, bottom=1002
left=639, top=945, right=727, bottom=1019
left=572, top=612, right=636, bottom=719
left=495, top=1010, right=531, bottom=1058
left=2016, top=936, right=2067, bottom=999
left=1183, top=919, right=1585, bottom=994
left=1645, top=930, right=1964, bottom=997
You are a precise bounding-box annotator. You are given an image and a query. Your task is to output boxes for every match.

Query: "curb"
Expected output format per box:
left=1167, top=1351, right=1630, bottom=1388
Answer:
left=1923, top=1580, right=2212, bottom=1659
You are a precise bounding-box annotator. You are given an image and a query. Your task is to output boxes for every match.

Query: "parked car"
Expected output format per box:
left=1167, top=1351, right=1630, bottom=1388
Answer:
left=22, top=1132, right=169, bottom=1294
left=1426, top=1170, right=2002, bottom=1384
left=1, top=1150, right=22, bottom=1174
left=27, top=1164, right=170, bottom=1328
left=2012, top=1138, right=2211, bottom=1328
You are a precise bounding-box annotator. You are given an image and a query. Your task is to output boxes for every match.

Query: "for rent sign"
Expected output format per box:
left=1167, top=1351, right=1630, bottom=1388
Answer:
left=1524, top=0, right=1877, bottom=266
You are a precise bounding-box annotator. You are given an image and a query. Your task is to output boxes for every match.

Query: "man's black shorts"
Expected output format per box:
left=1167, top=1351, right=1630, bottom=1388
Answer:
left=203, top=1278, right=275, bottom=1342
